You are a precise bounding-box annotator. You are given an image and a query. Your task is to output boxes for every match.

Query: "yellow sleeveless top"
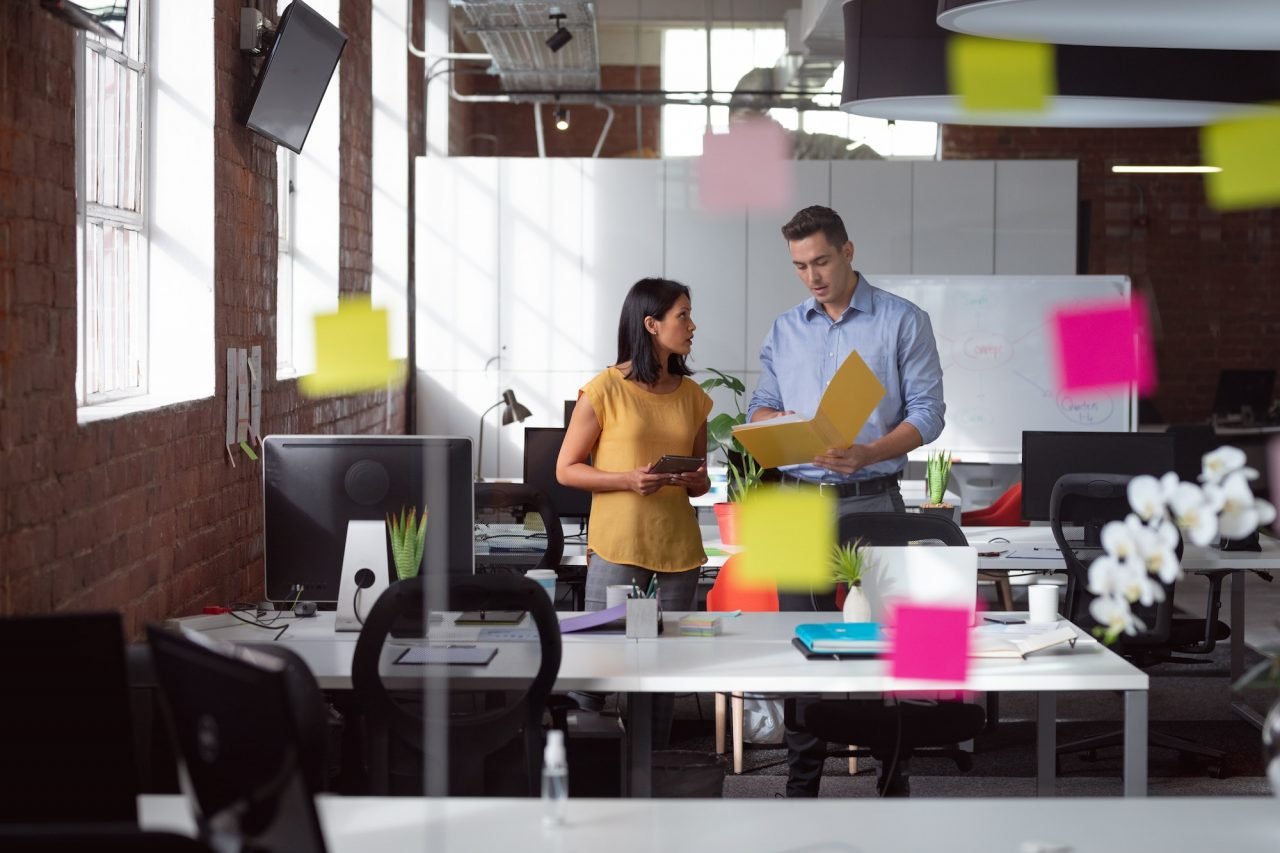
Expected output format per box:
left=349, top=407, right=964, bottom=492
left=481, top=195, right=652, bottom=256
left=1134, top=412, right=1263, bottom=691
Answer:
left=582, top=366, right=713, bottom=572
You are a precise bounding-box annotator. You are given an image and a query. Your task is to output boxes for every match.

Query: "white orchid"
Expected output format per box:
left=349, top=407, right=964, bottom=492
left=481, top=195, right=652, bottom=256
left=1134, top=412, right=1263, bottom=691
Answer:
left=1127, top=475, right=1165, bottom=522
left=1131, top=519, right=1181, bottom=585
left=1101, top=519, right=1140, bottom=561
left=1087, top=554, right=1128, bottom=598
left=1089, top=595, right=1146, bottom=639
left=1216, top=471, right=1277, bottom=540
left=1200, top=446, right=1257, bottom=485
left=1167, top=480, right=1219, bottom=547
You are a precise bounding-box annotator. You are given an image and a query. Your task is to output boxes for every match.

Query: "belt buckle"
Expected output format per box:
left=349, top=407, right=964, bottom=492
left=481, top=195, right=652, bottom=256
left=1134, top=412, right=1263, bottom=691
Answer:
left=816, top=481, right=836, bottom=497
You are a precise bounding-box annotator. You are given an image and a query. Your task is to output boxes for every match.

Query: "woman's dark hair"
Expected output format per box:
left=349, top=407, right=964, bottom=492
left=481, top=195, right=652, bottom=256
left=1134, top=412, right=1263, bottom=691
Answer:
left=616, top=277, right=694, bottom=385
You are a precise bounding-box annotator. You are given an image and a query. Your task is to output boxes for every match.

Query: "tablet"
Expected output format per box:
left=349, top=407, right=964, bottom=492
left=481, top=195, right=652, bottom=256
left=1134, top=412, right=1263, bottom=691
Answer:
left=650, top=455, right=704, bottom=474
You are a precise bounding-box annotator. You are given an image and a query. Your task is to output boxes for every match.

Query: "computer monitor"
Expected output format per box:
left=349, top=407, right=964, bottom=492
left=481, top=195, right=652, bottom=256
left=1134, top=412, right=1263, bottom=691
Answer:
left=1022, top=431, right=1176, bottom=543
left=263, top=435, right=473, bottom=603
left=523, top=427, right=591, bottom=523
left=563, top=399, right=576, bottom=427
left=1213, top=368, right=1276, bottom=420
left=145, top=626, right=327, bottom=853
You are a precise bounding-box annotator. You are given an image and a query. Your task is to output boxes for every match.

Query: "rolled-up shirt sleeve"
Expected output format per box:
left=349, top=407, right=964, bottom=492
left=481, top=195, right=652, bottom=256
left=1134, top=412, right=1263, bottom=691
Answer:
left=747, top=326, right=784, bottom=421
left=898, top=309, right=945, bottom=445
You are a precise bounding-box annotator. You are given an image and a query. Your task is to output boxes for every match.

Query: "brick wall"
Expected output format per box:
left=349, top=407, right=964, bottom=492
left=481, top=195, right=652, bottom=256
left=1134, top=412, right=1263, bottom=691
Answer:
left=450, top=65, right=662, bottom=157
left=943, top=125, right=1280, bottom=424
left=0, top=0, right=415, bottom=636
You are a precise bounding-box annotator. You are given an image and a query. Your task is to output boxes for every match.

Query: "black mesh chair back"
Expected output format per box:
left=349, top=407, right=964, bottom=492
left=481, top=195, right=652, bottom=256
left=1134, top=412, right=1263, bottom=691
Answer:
left=352, top=573, right=562, bottom=795
left=839, top=511, right=969, bottom=547
left=0, top=612, right=138, bottom=825
left=1050, top=473, right=1179, bottom=648
left=475, top=482, right=564, bottom=575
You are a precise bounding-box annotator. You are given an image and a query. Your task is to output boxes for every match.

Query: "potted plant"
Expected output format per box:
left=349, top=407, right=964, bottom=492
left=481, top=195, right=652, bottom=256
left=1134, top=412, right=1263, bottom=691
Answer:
left=699, top=368, right=764, bottom=545
left=918, top=449, right=955, bottom=519
left=386, top=505, right=428, bottom=581
left=831, top=539, right=873, bottom=622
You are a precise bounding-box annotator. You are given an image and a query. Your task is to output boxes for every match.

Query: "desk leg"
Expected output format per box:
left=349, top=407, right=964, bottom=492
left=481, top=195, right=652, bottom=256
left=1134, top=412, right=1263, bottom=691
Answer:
left=1228, top=572, right=1266, bottom=729
left=625, top=692, right=654, bottom=797
left=1123, top=690, right=1148, bottom=798
left=1036, top=691, right=1056, bottom=797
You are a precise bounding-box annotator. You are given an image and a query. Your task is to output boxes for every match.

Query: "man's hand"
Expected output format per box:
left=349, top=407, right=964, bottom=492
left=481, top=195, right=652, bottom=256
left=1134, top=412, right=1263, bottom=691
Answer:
left=750, top=408, right=795, bottom=423
left=814, top=444, right=877, bottom=475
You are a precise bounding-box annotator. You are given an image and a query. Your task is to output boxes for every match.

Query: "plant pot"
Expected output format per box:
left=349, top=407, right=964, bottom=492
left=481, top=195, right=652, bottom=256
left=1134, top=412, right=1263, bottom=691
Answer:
left=713, top=501, right=739, bottom=546
left=842, top=584, right=871, bottom=623
left=915, top=504, right=956, bottom=522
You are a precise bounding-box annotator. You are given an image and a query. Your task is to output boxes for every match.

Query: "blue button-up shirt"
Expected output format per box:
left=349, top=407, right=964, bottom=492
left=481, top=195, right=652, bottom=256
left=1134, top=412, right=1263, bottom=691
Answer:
left=747, top=274, right=945, bottom=482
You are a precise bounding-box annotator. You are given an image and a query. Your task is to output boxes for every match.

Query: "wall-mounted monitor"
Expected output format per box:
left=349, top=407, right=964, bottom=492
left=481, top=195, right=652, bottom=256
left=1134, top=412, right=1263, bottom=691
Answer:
left=244, top=1, right=347, bottom=154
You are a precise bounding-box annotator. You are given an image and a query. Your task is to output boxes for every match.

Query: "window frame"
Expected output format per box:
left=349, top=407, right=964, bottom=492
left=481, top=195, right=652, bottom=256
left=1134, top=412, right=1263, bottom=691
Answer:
left=276, top=145, right=297, bottom=377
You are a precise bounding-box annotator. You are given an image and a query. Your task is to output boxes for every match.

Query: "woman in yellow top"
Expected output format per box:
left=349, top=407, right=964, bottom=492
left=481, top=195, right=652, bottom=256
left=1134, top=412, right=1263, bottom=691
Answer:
left=557, top=277, right=713, bottom=614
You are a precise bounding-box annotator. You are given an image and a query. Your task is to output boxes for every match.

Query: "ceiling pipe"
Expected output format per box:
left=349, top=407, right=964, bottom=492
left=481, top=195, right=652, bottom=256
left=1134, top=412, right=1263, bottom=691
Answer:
left=592, top=102, right=615, bottom=158
left=533, top=102, right=547, bottom=157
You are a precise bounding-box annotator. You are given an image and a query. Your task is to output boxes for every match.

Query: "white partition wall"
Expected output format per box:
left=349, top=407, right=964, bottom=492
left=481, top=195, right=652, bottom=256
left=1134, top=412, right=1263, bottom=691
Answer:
left=416, top=158, right=1078, bottom=477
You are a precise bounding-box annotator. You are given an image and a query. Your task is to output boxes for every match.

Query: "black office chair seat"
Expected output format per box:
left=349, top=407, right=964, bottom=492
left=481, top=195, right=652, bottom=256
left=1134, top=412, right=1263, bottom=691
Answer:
left=793, top=700, right=986, bottom=764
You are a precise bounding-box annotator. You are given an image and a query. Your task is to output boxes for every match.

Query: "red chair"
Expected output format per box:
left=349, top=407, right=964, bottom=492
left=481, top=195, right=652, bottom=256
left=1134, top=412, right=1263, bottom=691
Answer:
left=961, top=482, right=1027, bottom=527
left=706, top=555, right=777, bottom=773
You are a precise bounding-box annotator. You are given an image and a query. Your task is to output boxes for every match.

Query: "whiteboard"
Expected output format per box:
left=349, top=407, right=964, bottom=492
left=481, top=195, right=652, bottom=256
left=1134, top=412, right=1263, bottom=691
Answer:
left=872, top=275, right=1136, bottom=464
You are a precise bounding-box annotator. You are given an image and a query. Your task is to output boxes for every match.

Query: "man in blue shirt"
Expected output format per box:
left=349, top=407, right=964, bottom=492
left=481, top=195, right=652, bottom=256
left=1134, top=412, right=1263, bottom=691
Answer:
left=747, top=205, right=945, bottom=797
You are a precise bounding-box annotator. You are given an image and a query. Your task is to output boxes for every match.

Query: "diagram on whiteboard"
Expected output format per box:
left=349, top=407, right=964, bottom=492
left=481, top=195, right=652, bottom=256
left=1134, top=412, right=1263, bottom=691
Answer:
left=875, top=275, right=1133, bottom=462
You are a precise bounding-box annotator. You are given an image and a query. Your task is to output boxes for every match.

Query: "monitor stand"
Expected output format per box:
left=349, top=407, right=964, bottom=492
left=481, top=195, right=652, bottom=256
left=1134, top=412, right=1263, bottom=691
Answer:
left=336, top=520, right=390, bottom=632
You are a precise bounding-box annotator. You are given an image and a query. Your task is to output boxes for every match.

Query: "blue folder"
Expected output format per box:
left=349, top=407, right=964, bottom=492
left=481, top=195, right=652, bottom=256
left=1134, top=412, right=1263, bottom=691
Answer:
left=794, top=622, right=886, bottom=654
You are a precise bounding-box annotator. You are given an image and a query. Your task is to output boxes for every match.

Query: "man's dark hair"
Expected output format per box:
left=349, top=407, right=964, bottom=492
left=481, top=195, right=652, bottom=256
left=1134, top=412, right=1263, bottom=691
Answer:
left=781, top=205, right=850, bottom=248
left=616, top=277, right=694, bottom=385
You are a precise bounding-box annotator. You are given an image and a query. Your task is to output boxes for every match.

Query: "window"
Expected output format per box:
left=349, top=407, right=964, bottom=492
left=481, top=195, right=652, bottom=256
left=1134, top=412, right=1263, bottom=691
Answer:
left=277, top=146, right=296, bottom=375
left=76, top=3, right=148, bottom=404
left=659, top=28, right=938, bottom=159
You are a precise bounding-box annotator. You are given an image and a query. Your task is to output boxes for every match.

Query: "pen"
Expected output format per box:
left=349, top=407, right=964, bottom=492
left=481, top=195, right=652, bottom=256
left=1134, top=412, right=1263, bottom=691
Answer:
left=647, top=576, right=657, bottom=598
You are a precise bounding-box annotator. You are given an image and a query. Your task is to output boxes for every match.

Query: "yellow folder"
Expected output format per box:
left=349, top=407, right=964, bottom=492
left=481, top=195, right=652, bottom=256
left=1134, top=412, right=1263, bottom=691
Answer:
left=731, top=352, right=886, bottom=469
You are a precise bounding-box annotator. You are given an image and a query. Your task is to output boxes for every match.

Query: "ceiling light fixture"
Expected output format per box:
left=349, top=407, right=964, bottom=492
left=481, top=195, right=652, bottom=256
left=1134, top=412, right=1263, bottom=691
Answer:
left=554, top=107, right=570, bottom=131
left=546, top=10, right=572, bottom=53
left=842, top=0, right=1280, bottom=128
left=1111, top=165, right=1223, bottom=174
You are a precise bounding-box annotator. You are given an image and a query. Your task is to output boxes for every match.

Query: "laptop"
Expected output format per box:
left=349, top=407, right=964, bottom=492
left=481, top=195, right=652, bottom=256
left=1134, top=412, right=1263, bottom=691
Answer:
left=862, top=545, right=980, bottom=627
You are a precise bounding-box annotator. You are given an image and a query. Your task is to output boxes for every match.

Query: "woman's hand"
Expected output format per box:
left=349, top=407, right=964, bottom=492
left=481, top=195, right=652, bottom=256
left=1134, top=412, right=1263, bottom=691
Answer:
left=625, top=465, right=669, bottom=496
left=674, top=465, right=710, bottom=497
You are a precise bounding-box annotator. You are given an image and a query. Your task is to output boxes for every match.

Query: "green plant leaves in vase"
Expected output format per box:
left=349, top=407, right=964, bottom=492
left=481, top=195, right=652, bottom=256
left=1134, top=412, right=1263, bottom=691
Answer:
left=387, top=505, right=428, bottom=581
left=699, top=368, right=764, bottom=501
left=831, top=539, right=870, bottom=588
left=925, top=448, right=953, bottom=506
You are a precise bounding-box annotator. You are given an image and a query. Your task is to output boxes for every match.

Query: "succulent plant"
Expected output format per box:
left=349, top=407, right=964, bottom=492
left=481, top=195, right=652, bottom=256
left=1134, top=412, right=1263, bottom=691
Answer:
left=387, top=505, right=428, bottom=581
left=925, top=449, right=953, bottom=506
left=831, top=539, right=870, bottom=588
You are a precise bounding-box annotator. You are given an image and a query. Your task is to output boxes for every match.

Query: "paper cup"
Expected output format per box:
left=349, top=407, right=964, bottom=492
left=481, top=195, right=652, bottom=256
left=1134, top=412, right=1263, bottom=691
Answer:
left=1028, top=583, right=1059, bottom=624
left=526, top=569, right=557, bottom=603
left=606, top=584, right=633, bottom=610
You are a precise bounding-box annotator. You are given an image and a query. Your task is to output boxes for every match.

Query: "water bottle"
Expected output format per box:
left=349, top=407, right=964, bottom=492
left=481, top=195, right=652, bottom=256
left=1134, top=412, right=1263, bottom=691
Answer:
left=541, top=729, right=568, bottom=825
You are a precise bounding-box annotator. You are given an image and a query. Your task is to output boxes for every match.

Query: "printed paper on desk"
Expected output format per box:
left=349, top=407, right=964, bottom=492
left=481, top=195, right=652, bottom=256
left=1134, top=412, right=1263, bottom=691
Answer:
left=1051, top=294, right=1156, bottom=396
left=888, top=604, right=970, bottom=683
left=731, top=352, right=886, bottom=469
left=698, top=119, right=793, bottom=213
left=1201, top=112, right=1280, bottom=212
left=737, top=486, right=835, bottom=591
left=299, top=296, right=404, bottom=398
left=948, top=36, right=1054, bottom=113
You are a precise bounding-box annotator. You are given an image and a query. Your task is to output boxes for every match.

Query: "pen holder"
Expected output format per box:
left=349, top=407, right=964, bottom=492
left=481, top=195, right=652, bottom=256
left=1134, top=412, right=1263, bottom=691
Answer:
left=625, top=597, right=660, bottom=639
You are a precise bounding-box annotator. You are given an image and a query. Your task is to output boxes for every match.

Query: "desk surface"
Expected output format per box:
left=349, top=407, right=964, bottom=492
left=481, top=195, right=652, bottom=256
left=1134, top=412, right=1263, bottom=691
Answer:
left=180, top=610, right=1145, bottom=694
left=967, top=526, right=1280, bottom=571
left=138, top=795, right=1280, bottom=853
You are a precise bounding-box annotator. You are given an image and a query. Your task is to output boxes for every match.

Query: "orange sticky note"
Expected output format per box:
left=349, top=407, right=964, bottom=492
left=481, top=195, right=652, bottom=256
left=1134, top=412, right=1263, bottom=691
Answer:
left=1051, top=294, right=1156, bottom=396
left=698, top=119, right=793, bottom=213
left=1201, top=112, right=1280, bottom=211
left=948, top=35, right=1054, bottom=113
left=888, top=604, right=970, bottom=682
left=736, top=486, right=834, bottom=592
left=299, top=296, right=402, bottom=398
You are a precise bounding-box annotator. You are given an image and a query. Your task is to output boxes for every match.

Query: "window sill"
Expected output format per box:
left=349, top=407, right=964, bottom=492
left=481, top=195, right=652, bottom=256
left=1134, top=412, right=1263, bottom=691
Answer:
left=77, top=389, right=213, bottom=425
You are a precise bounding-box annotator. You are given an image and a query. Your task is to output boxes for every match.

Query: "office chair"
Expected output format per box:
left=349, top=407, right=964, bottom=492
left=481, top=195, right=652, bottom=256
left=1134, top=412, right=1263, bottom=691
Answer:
left=706, top=554, right=779, bottom=773
left=352, top=573, right=562, bottom=796
left=781, top=512, right=987, bottom=795
left=475, top=482, right=575, bottom=606
left=0, top=612, right=139, bottom=825
left=960, top=482, right=1026, bottom=527
left=1050, top=473, right=1231, bottom=776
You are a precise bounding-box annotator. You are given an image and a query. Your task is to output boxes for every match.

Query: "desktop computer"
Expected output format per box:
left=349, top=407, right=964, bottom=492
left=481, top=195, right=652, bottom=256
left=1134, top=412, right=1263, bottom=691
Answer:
left=523, top=427, right=591, bottom=530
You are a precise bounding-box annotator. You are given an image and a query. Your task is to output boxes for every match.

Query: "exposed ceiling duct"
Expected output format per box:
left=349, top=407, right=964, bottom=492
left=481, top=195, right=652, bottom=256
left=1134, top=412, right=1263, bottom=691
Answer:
left=451, top=0, right=601, bottom=93
left=776, top=0, right=844, bottom=94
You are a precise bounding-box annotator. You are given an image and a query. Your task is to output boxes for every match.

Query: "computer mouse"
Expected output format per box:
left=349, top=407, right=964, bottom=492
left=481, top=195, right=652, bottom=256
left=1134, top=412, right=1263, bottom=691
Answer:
left=294, top=601, right=317, bottom=617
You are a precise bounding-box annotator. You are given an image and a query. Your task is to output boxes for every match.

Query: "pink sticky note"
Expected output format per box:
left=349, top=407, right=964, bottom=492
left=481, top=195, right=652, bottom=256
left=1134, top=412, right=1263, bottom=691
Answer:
left=888, top=604, right=971, bottom=682
left=698, top=119, right=793, bottom=213
left=1051, top=294, right=1156, bottom=396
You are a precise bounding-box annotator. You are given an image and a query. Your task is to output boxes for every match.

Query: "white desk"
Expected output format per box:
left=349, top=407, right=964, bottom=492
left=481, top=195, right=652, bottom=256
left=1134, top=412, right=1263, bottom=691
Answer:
left=968, top=526, right=1280, bottom=727
left=138, top=794, right=1280, bottom=852
left=179, top=609, right=1148, bottom=798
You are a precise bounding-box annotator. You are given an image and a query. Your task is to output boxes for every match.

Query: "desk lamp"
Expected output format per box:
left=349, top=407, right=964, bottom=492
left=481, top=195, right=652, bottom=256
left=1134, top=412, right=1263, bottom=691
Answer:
left=476, top=389, right=532, bottom=480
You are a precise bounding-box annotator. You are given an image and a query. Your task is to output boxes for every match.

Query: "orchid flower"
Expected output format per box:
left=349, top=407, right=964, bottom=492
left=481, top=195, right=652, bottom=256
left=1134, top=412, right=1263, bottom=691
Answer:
left=1101, top=519, right=1139, bottom=561
left=1216, top=471, right=1277, bottom=540
left=1200, top=446, right=1256, bottom=485
left=1127, top=475, right=1165, bottom=523
left=1089, top=595, right=1147, bottom=638
left=1167, top=480, right=1218, bottom=547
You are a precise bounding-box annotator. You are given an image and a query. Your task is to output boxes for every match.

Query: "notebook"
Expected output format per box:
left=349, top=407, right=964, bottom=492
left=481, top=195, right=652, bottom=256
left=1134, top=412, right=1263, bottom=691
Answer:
left=861, top=546, right=980, bottom=626
left=794, top=622, right=886, bottom=654
left=971, top=624, right=1078, bottom=658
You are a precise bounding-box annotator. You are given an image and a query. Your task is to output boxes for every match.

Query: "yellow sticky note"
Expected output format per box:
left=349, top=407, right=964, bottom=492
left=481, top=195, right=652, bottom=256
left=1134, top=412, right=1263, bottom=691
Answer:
left=737, top=486, right=835, bottom=592
left=299, top=296, right=402, bottom=398
left=1201, top=112, right=1280, bottom=211
left=948, top=36, right=1054, bottom=113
